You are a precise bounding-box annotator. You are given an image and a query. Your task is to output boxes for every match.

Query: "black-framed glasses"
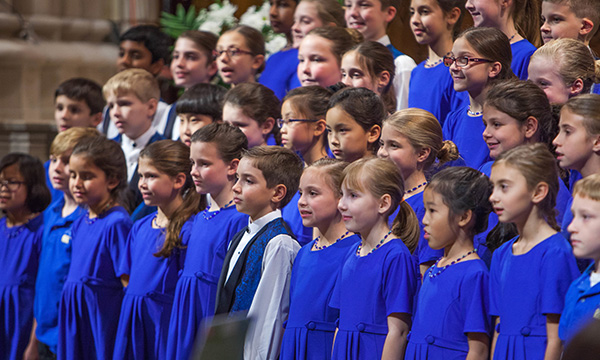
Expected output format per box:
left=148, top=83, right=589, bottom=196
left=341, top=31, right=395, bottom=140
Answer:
left=216, top=48, right=254, bottom=58
left=443, top=55, right=492, bottom=68
left=277, top=118, right=319, bottom=128
left=0, top=179, right=25, bottom=192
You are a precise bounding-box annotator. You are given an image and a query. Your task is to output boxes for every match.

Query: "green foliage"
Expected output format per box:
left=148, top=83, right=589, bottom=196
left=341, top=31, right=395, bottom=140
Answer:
left=160, top=4, right=200, bottom=39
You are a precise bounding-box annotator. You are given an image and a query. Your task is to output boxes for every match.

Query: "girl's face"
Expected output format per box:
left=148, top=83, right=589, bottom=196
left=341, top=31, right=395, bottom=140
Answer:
left=171, top=37, right=217, bottom=89
left=422, top=188, right=457, bottom=250
left=482, top=105, right=528, bottom=159
left=298, top=34, right=342, bottom=88
left=69, top=154, right=117, bottom=209
left=410, top=0, right=450, bottom=46
left=326, top=105, right=379, bottom=162
left=269, top=0, right=297, bottom=35
left=292, top=1, right=325, bottom=48
left=0, top=164, right=28, bottom=214
left=528, top=56, right=577, bottom=105
left=344, top=0, right=394, bottom=41
left=553, top=107, right=597, bottom=172
left=338, top=181, right=383, bottom=234
left=465, top=0, right=502, bottom=28
left=137, top=157, right=181, bottom=207
left=216, top=31, right=264, bottom=85
left=341, top=51, right=378, bottom=94
left=298, top=167, right=341, bottom=228
left=449, top=36, right=498, bottom=95
left=223, top=103, right=270, bottom=148
left=48, top=153, right=71, bottom=192
left=190, top=141, right=236, bottom=195
left=280, top=99, right=322, bottom=153
left=179, top=113, right=215, bottom=147
left=489, top=162, right=535, bottom=224
left=378, top=125, right=422, bottom=180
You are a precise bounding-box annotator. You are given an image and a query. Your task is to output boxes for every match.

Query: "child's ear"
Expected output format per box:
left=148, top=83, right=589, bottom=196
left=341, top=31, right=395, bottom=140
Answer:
left=383, top=5, right=397, bottom=24
left=227, top=158, right=240, bottom=177
left=378, top=193, right=392, bottom=215
left=271, top=184, right=287, bottom=204
left=367, top=124, right=381, bottom=145
left=313, top=119, right=327, bottom=137
left=173, top=172, right=187, bottom=190
left=107, top=176, right=120, bottom=192
left=531, top=181, right=549, bottom=204
left=457, top=209, right=473, bottom=228
left=488, top=62, right=502, bottom=79
left=569, top=78, right=584, bottom=97
left=251, top=54, right=266, bottom=72
left=524, top=116, right=539, bottom=140
left=90, top=112, right=103, bottom=127
left=445, top=7, right=461, bottom=27
left=376, top=71, right=391, bottom=92
left=592, top=134, right=600, bottom=153
left=146, top=98, right=158, bottom=118
left=580, top=18, right=595, bottom=39
left=207, top=60, right=218, bottom=78
left=416, top=147, right=431, bottom=164
left=261, top=117, right=275, bottom=136
left=148, top=59, right=165, bottom=77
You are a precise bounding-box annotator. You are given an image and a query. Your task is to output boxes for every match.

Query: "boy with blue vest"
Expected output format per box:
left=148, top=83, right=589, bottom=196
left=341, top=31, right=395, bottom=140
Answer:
left=216, top=146, right=303, bottom=360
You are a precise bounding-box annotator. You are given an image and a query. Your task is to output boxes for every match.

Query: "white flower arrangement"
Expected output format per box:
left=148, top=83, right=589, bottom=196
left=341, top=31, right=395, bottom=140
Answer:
left=196, top=0, right=238, bottom=34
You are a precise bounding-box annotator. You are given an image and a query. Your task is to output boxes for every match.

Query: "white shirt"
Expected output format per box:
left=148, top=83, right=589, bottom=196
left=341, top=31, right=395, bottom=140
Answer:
left=154, top=103, right=181, bottom=141
left=225, top=209, right=300, bottom=360
left=590, top=271, right=600, bottom=287
left=121, top=126, right=155, bottom=182
left=100, top=100, right=169, bottom=139
left=377, top=35, right=417, bottom=111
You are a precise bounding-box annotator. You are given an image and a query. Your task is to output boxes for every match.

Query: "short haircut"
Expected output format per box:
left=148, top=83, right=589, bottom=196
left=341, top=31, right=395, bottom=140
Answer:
left=573, top=173, right=600, bottom=201
left=119, top=25, right=173, bottom=64
left=545, top=0, right=600, bottom=37
left=54, top=78, right=105, bottom=115
left=50, top=127, right=101, bottom=157
left=241, top=146, right=304, bottom=208
left=0, top=153, right=51, bottom=213
left=191, top=122, right=248, bottom=163
left=176, top=83, right=227, bottom=121
left=103, top=68, right=160, bottom=102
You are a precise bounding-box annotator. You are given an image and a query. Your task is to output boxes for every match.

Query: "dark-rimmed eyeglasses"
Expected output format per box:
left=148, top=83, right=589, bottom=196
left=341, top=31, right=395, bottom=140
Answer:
left=277, top=118, right=319, bottom=128
left=0, top=179, right=25, bottom=192
left=443, top=55, right=492, bottom=68
left=216, top=48, right=254, bottom=58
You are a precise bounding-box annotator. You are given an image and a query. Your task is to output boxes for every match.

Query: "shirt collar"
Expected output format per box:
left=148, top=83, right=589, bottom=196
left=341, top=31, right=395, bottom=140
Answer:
left=377, top=35, right=391, bottom=47
left=246, top=209, right=282, bottom=235
left=122, top=126, right=155, bottom=149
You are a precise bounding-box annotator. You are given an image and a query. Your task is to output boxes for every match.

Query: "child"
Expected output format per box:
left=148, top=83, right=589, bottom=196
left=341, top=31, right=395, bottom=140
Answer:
left=0, top=153, right=50, bottom=360
left=177, top=83, right=227, bottom=147
left=443, top=26, right=515, bottom=169
left=488, top=143, right=579, bottom=360
left=559, top=174, right=600, bottom=342
left=280, top=158, right=360, bottom=359
left=216, top=25, right=266, bottom=86
left=341, top=41, right=397, bottom=113
left=528, top=38, right=600, bottom=105
left=291, top=0, right=345, bottom=48
left=103, top=68, right=165, bottom=219
left=332, top=157, right=419, bottom=359
left=553, top=94, right=600, bottom=233
left=113, top=140, right=201, bottom=359
left=57, top=136, right=132, bottom=359
left=326, top=87, right=384, bottom=163
left=378, top=108, right=460, bottom=274
left=223, top=82, right=281, bottom=147
left=344, top=0, right=417, bottom=109
left=166, top=123, right=249, bottom=360
left=541, top=0, right=600, bottom=45
left=33, top=128, right=99, bottom=358
left=171, top=30, right=218, bottom=90
left=297, top=26, right=358, bottom=88
left=465, top=0, right=539, bottom=80
left=406, top=167, right=492, bottom=359
left=215, top=146, right=304, bottom=360
left=408, top=0, right=467, bottom=125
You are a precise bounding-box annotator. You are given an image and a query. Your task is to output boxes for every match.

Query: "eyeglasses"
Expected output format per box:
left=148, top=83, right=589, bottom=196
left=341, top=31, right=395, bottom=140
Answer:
left=277, top=118, right=319, bottom=128
left=216, top=48, right=254, bottom=58
left=443, top=55, right=492, bottom=68
left=0, top=179, right=25, bottom=192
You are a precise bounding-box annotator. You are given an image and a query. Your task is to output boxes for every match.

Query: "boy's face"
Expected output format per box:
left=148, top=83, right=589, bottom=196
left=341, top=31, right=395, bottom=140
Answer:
left=541, top=1, right=586, bottom=44
left=48, top=152, right=71, bottom=192
left=345, top=0, right=396, bottom=41
left=117, top=40, right=163, bottom=76
left=54, top=95, right=101, bottom=132
left=107, top=92, right=156, bottom=140
left=179, top=113, right=215, bottom=147
left=568, top=194, right=600, bottom=261
left=553, top=107, right=597, bottom=172
left=233, top=157, right=278, bottom=220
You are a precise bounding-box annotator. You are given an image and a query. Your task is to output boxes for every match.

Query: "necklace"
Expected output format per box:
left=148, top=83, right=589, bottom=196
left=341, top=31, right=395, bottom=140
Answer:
left=202, top=199, right=235, bottom=221
left=2, top=222, right=27, bottom=239
left=508, top=33, right=517, bottom=43
left=424, top=57, right=443, bottom=68
left=406, top=181, right=427, bottom=194
left=356, top=230, right=392, bottom=256
left=153, top=215, right=167, bottom=228
left=467, top=106, right=483, bottom=117
left=313, top=231, right=350, bottom=250
left=85, top=200, right=113, bottom=225
left=428, top=248, right=477, bottom=278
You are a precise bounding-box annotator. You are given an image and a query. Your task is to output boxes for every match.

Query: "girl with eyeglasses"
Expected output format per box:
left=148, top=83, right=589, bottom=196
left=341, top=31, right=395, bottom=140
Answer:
left=216, top=25, right=266, bottom=87
left=442, top=26, right=516, bottom=169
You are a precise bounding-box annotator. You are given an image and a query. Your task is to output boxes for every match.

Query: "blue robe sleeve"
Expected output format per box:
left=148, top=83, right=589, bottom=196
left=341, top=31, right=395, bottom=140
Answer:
left=108, top=216, right=132, bottom=277
left=489, top=246, right=504, bottom=317
left=462, top=267, right=492, bottom=335
left=383, top=248, right=418, bottom=315
left=540, top=244, right=579, bottom=315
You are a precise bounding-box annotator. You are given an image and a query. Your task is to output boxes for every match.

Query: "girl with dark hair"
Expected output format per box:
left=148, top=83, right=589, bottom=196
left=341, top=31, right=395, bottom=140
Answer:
left=216, top=25, right=266, bottom=86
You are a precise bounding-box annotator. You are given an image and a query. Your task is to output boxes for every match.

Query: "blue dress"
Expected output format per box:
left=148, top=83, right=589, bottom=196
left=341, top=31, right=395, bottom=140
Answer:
left=0, top=214, right=43, bottom=360
left=57, top=206, right=132, bottom=360
left=407, top=192, right=444, bottom=265
left=406, top=259, right=491, bottom=359
left=559, top=262, right=600, bottom=342
left=34, top=199, right=85, bottom=354
left=511, top=40, right=537, bottom=80
left=408, top=61, right=467, bottom=126
left=113, top=213, right=193, bottom=360
left=282, top=191, right=313, bottom=246
left=280, top=234, right=360, bottom=359
left=166, top=206, right=248, bottom=360
left=259, top=47, right=301, bottom=100
left=443, top=106, right=490, bottom=169
left=490, top=233, right=579, bottom=360
left=330, top=238, right=418, bottom=359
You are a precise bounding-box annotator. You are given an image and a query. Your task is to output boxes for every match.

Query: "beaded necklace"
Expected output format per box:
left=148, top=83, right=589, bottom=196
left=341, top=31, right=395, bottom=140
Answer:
left=313, top=231, right=350, bottom=250
left=406, top=181, right=427, bottom=195
left=85, top=201, right=113, bottom=225
left=3, top=222, right=27, bottom=238
left=467, top=106, right=483, bottom=117
left=202, top=199, right=235, bottom=221
left=428, top=248, right=477, bottom=278
left=424, top=57, right=443, bottom=68
left=356, top=230, right=392, bottom=256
